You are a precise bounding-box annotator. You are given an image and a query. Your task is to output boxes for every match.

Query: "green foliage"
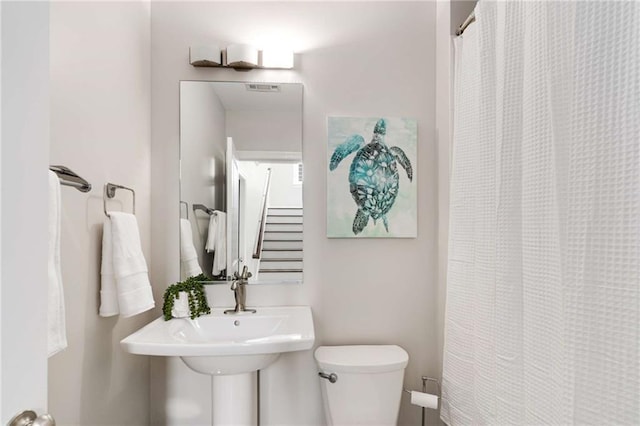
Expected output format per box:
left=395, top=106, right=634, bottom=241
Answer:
left=162, top=275, right=211, bottom=321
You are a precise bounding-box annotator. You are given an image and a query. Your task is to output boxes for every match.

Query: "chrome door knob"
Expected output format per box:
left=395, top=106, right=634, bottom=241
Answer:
left=8, top=410, right=56, bottom=426
left=32, top=414, right=56, bottom=426
left=8, top=411, right=36, bottom=426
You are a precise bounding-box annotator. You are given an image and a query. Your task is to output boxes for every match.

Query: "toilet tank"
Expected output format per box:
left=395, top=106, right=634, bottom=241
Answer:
left=315, top=345, right=409, bottom=426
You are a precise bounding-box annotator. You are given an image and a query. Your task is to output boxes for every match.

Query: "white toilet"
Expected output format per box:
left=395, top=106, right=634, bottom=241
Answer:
left=314, top=345, right=409, bottom=426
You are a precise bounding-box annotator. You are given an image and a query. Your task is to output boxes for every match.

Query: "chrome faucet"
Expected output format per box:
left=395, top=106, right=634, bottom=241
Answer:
left=224, top=266, right=256, bottom=314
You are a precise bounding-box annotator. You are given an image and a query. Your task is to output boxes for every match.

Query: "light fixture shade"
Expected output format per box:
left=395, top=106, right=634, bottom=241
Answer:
left=261, top=48, right=294, bottom=69
left=189, top=45, right=222, bottom=67
left=226, top=44, right=259, bottom=69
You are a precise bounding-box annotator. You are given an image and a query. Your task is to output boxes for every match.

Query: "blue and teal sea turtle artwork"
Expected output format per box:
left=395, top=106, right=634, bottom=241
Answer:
left=329, top=118, right=413, bottom=235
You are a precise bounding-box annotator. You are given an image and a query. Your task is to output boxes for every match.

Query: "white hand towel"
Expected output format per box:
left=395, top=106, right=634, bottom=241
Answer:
left=99, top=218, right=118, bottom=316
left=100, top=212, right=155, bottom=317
left=205, top=214, right=218, bottom=253
left=48, top=171, right=67, bottom=357
left=180, top=218, right=202, bottom=279
left=211, top=212, right=226, bottom=276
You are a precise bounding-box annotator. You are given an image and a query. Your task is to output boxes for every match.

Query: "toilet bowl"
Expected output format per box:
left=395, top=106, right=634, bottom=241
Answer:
left=315, top=345, right=409, bottom=426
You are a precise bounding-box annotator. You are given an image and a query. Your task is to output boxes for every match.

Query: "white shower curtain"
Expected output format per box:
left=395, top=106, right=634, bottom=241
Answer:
left=442, top=1, right=639, bottom=425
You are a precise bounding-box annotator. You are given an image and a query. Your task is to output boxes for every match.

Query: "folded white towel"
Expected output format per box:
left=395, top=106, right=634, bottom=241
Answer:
left=100, top=211, right=155, bottom=317
left=205, top=213, right=218, bottom=253
left=48, top=171, right=67, bottom=357
left=180, top=218, right=202, bottom=279
left=213, top=212, right=226, bottom=275
left=99, top=218, right=118, bottom=316
left=205, top=212, right=226, bottom=276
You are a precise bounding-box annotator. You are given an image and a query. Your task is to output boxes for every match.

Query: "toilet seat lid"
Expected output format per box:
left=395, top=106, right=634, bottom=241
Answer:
left=314, top=345, right=409, bottom=373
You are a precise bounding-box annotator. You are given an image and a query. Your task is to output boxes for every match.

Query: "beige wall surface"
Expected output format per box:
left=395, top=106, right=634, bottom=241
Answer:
left=180, top=82, right=227, bottom=278
left=150, top=2, right=439, bottom=425
left=48, top=3, right=153, bottom=425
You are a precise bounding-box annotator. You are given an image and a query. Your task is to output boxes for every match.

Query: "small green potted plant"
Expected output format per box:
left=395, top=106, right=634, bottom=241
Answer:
left=162, top=274, right=211, bottom=320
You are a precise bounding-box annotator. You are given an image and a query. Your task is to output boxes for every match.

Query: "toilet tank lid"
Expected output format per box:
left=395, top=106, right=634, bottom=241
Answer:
left=314, top=345, right=409, bottom=373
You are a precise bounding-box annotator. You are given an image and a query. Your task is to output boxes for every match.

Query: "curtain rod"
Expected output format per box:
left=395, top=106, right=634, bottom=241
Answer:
left=456, top=11, right=476, bottom=36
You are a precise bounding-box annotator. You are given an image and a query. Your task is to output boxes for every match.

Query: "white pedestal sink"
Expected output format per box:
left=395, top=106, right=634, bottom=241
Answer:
left=121, top=306, right=315, bottom=425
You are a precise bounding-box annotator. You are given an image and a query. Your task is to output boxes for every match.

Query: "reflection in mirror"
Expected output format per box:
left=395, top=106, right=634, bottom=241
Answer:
left=180, top=81, right=303, bottom=284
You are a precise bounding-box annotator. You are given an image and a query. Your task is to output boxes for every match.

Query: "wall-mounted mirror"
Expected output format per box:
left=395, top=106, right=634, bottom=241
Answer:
left=179, top=81, right=303, bottom=284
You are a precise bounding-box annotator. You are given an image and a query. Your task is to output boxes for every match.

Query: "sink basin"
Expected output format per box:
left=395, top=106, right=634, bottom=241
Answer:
left=121, top=306, right=315, bottom=375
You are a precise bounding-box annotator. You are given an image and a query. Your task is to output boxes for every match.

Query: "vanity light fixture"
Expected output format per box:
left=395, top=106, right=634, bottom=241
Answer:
left=261, top=48, right=294, bottom=69
left=189, top=44, right=294, bottom=70
left=189, top=45, right=222, bottom=67
left=226, top=44, right=259, bottom=69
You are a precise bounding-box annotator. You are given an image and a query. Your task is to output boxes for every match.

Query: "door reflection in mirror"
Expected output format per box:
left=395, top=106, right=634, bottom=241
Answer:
left=179, top=81, right=303, bottom=284
left=238, top=160, right=303, bottom=282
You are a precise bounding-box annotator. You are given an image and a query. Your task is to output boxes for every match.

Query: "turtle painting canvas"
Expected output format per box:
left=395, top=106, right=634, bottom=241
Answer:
left=327, top=117, right=417, bottom=238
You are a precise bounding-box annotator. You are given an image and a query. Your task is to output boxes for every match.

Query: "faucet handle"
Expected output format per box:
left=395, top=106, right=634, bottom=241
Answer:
left=240, top=265, right=252, bottom=280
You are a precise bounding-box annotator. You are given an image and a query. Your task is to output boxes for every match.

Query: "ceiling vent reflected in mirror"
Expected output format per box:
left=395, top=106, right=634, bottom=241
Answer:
left=246, top=84, right=281, bottom=93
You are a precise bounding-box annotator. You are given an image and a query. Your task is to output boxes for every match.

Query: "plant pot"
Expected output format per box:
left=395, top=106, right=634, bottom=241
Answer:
left=172, top=291, right=190, bottom=318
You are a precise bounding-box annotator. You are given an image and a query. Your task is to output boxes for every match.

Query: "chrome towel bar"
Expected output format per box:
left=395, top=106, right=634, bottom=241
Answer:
left=193, top=203, right=216, bottom=215
left=49, top=165, right=91, bottom=192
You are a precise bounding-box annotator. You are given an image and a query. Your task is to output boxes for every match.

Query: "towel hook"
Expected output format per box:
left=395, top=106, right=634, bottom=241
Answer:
left=103, top=183, right=136, bottom=216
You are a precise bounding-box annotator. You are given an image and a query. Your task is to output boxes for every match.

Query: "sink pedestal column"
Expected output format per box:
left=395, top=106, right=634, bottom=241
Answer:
left=212, top=372, right=257, bottom=425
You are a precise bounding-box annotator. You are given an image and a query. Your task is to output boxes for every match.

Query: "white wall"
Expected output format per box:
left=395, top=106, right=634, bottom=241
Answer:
left=227, top=109, right=302, bottom=152
left=268, top=163, right=303, bottom=208
left=180, top=82, right=227, bottom=278
left=150, top=2, right=438, bottom=425
left=1, top=2, right=50, bottom=421
left=48, top=3, right=153, bottom=425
